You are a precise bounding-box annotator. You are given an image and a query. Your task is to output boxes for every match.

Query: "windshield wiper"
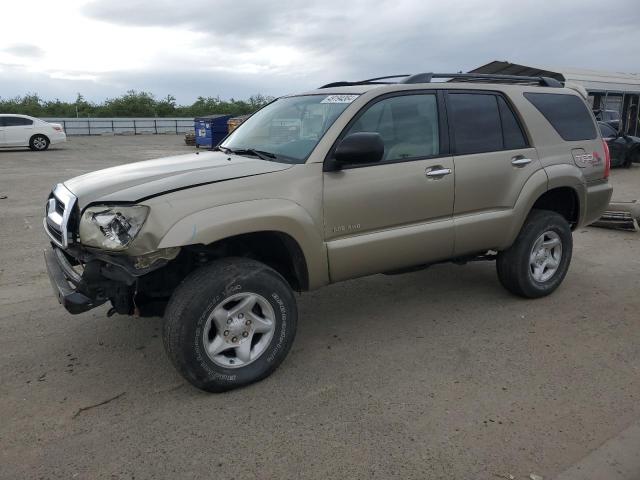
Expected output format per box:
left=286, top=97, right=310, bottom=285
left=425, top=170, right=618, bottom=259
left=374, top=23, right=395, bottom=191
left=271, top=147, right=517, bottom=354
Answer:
left=245, top=148, right=277, bottom=160
left=221, top=148, right=278, bottom=161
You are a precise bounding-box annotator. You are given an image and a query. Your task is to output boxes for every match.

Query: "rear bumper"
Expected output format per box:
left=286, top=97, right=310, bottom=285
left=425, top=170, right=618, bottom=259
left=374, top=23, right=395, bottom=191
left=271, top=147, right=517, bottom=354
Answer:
left=44, top=247, right=102, bottom=314
left=50, top=132, right=67, bottom=145
left=583, top=180, right=613, bottom=226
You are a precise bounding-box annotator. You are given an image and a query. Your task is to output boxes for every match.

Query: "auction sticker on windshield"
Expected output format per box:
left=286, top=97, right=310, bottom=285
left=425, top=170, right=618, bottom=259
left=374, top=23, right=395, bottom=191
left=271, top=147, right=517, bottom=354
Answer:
left=321, top=95, right=359, bottom=104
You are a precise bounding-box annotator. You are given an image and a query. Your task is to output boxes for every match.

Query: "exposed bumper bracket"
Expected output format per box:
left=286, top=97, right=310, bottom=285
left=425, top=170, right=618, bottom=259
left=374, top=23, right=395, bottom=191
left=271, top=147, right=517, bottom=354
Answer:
left=44, top=248, right=103, bottom=314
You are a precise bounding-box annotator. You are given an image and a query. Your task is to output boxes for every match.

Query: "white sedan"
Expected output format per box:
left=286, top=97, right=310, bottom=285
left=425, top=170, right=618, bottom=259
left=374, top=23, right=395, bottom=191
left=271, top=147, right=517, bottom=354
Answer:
left=0, top=114, right=67, bottom=151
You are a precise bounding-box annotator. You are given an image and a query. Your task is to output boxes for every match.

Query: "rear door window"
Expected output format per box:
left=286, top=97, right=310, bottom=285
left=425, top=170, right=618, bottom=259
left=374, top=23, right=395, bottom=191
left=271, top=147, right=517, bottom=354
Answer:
left=497, top=97, right=527, bottom=150
left=448, top=93, right=503, bottom=155
left=524, top=92, right=597, bottom=141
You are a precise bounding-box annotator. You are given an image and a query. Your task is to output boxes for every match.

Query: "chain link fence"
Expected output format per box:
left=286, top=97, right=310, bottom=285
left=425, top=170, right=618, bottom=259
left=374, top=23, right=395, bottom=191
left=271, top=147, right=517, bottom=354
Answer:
left=42, top=118, right=195, bottom=136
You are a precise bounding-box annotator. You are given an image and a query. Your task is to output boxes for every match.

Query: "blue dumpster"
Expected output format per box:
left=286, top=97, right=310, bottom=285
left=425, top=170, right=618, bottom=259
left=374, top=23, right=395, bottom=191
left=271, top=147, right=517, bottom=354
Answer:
left=194, top=114, right=232, bottom=148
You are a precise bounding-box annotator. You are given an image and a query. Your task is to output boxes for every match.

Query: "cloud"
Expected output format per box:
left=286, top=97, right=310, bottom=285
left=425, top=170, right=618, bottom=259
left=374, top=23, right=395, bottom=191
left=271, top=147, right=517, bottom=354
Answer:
left=2, top=0, right=640, bottom=102
left=3, top=43, right=45, bottom=58
left=81, top=0, right=640, bottom=78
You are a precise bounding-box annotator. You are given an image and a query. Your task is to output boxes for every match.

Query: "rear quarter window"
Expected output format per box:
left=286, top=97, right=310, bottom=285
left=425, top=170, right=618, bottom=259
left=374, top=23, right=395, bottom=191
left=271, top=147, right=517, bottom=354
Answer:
left=524, top=92, right=597, bottom=141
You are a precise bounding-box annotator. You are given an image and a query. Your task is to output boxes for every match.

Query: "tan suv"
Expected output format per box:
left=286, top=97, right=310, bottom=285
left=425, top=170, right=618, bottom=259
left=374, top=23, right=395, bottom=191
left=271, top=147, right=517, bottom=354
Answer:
left=43, top=73, right=613, bottom=392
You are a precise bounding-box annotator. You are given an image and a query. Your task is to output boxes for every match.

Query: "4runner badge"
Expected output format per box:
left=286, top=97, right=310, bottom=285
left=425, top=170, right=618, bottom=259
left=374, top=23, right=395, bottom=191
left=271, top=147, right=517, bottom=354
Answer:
left=573, top=150, right=602, bottom=168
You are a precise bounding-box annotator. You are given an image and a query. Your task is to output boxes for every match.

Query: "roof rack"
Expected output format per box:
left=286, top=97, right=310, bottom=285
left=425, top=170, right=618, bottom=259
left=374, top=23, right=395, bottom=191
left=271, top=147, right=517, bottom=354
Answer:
left=319, top=72, right=563, bottom=89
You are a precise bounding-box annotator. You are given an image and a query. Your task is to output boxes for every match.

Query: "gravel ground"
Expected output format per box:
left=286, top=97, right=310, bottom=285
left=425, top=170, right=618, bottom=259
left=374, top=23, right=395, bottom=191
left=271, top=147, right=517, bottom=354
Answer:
left=1, top=135, right=639, bottom=480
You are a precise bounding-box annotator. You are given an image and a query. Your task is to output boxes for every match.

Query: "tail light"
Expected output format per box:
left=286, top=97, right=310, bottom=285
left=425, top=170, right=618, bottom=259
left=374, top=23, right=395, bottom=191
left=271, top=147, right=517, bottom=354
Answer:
left=52, top=125, right=63, bottom=132
left=602, top=140, right=611, bottom=179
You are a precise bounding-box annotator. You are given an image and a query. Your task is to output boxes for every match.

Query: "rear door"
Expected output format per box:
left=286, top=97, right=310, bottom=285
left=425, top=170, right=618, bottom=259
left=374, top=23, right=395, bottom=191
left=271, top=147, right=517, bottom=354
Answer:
left=0, top=117, right=5, bottom=145
left=3, top=116, right=34, bottom=146
left=446, top=91, right=542, bottom=255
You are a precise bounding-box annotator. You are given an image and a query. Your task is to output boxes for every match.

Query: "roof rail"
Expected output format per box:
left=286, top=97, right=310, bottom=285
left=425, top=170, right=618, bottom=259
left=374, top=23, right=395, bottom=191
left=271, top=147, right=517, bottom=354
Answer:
left=402, top=73, right=563, bottom=87
left=319, top=72, right=563, bottom=89
left=319, top=75, right=411, bottom=89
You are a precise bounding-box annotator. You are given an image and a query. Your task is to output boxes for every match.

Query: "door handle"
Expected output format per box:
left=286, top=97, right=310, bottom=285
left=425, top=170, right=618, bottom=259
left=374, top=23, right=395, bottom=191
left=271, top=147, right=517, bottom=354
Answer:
left=511, top=156, right=532, bottom=167
left=426, top=167, right=452, bottom=178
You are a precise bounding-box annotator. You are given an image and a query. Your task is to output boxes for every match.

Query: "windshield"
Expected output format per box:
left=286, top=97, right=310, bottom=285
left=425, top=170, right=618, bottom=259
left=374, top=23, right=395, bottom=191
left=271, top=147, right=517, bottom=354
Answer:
left=220, top=94, right=358, bottom=163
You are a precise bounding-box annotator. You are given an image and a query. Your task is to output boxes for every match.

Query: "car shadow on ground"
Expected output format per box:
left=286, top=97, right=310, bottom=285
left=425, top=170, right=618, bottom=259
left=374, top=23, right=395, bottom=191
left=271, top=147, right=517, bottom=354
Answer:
left=0, top=147, right=66, bottom=153
left=46, top=261, right=510, bottom=396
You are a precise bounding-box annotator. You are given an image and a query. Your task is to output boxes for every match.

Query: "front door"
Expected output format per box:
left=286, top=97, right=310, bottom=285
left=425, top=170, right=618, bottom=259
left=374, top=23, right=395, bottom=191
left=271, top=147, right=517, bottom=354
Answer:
left=323, top=92, right=455, bottom=281
left=445, top=91, right=542, bottom=255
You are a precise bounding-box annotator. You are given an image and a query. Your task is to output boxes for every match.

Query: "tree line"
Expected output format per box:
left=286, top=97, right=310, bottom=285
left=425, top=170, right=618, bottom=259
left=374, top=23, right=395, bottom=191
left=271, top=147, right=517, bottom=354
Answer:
left=0, top=91, right=274, bottom=118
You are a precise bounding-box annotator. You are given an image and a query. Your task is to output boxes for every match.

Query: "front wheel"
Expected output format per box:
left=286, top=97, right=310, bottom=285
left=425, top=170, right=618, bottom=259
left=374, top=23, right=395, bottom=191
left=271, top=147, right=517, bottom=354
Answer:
left=496, top=210, right=573, bottom=298
left=163, top=258, right=297, bottom=392
left=29, top=134, right=50, bottom=151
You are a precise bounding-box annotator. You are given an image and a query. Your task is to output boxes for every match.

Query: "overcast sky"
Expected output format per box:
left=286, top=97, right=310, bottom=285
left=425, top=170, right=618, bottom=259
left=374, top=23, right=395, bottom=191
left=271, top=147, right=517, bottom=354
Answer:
left=1, top=0, right=638, bottom=103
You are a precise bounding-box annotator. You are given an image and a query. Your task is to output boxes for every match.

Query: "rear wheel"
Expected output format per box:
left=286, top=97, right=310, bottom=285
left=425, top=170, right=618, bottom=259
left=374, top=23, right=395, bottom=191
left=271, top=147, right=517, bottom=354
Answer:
left=496, top=210, right=572, bottom=298
left=163, top=258, right=297, bottom=392
left=29, top=134, right=50, bottom=151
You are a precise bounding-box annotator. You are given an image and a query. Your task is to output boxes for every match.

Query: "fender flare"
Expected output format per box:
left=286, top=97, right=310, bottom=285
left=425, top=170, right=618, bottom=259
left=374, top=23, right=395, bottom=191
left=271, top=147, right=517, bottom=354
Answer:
left=157, top=198, right=329, bottom=289
left=543, top=163, right=587, bottom=225
left=499, top=166, right=584, bottom=248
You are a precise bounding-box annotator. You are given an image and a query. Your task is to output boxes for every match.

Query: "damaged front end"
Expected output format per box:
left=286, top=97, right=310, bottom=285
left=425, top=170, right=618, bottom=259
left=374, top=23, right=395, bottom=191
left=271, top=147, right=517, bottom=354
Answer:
left=44, top=244, right=181, bottom=316
left=43, top=183, right=181, bottom=316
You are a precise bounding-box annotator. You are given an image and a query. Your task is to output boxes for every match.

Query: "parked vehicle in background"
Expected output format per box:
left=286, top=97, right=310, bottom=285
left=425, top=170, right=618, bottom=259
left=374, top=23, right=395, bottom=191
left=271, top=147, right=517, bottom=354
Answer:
left=0, top=114, right=66, bottom=151
left=43, top=72, right=612, bottom=393
left=594, top=109, right=621, bottom=130
left=598, top=121, right=640, bottom=168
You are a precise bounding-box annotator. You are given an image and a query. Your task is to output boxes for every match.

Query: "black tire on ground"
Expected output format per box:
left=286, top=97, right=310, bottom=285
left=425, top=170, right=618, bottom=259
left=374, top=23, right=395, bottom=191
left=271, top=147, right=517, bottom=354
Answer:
left=623, top=154, right=633, bottom=168
left=496, top=209, right=573, bottom=299
left=163, top=257, right=298, bottom=392
left=29, top=134, right=50, bottom=151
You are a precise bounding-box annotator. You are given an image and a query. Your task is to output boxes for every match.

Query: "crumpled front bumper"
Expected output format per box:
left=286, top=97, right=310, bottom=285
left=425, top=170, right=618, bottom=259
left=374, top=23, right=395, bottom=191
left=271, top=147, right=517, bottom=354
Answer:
left=44, top=247, right=105, bottom=314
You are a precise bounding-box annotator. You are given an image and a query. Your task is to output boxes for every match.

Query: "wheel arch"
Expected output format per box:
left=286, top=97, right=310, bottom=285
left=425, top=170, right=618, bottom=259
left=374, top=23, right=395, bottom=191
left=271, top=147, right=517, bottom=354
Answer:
left=530, top=186, right=581, bottom=229
left=155, top=199, right=329, bottom=290
left=498, top=167, right=586, bottom=249
left=30, top=132, right=50, bottom=142
left=200, top=231, right=310, bottom=291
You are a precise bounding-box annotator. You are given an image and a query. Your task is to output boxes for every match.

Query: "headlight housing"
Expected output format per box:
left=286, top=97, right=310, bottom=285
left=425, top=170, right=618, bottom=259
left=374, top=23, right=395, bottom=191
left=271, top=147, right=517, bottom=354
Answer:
left=79, top=205, right=149, bottom=251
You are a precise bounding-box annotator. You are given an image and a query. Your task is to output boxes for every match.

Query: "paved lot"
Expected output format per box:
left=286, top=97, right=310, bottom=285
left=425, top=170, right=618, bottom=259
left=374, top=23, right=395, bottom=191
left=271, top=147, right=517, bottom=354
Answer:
left=1, top=136, right=639, bottom=480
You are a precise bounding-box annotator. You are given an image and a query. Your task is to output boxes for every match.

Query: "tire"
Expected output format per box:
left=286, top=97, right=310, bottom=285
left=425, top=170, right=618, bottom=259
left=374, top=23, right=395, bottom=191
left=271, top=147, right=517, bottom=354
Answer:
left=163, top=258, right=298, bottom=392
left=29, top=134, right=50, bottom=151
left=496, top=210, right=572, bottom=298
left=624, top=150, right=640, bottom=168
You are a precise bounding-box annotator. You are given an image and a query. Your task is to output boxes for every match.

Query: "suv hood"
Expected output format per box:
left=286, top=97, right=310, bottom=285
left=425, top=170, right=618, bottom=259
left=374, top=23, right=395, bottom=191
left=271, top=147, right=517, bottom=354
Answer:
left=64, top=151, right=293, bottom=208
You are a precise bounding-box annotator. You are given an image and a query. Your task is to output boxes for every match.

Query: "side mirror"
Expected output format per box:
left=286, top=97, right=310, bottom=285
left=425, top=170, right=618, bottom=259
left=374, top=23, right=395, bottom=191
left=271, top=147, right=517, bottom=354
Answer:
left=333, top=132, right=384, bottom=167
